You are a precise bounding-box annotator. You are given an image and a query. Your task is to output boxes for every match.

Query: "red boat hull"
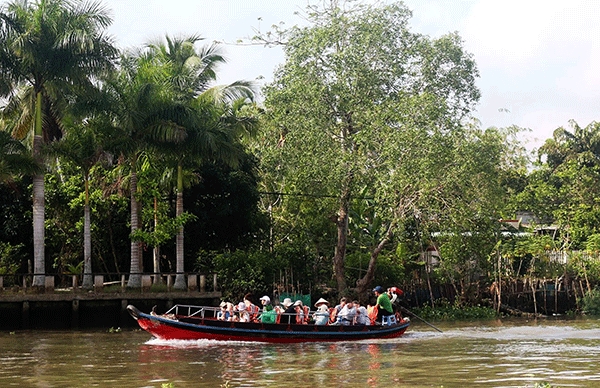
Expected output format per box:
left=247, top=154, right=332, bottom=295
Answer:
left=129, top=305, right=410, bottom=343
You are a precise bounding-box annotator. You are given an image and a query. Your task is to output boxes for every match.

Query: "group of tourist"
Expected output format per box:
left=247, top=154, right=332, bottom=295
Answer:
left=216, top=286, right=404, bottom=326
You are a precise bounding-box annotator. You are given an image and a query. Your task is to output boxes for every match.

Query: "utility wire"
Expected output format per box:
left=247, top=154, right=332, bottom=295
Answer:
left=258, top=191, right=374, bottom=200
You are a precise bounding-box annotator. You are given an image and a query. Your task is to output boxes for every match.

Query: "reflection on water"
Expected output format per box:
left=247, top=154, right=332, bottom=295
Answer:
left=1, top=318, right=600, bottom=387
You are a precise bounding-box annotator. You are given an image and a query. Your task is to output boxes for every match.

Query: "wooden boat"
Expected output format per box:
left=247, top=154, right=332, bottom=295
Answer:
left=127, top=304, right=410, bottom=343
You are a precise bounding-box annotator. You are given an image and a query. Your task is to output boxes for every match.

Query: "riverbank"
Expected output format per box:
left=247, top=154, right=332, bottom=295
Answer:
left=0, top=290, right=221, bottom=330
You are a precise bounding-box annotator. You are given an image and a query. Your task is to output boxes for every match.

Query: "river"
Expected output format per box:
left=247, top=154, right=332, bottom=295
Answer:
left=1, top=317, right=599, bottom=387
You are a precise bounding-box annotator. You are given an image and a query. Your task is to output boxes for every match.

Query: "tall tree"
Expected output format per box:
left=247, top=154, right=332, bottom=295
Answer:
left=0, top=0, right=116, bottom=286
left=102, top=51, right=187, bottom=288
left=260, top=1, right=480, bottom=293
left=518, top=120, right=600, bottom=248
left=49, top=123, right=111, bottom=288
left=0, top=131, right=39, bottom=186
left=146, top=35, right=258, bottom=290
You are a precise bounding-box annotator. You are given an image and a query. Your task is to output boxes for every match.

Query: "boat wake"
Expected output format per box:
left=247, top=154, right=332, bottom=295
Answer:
left=145, top=337, right=262, bottom=348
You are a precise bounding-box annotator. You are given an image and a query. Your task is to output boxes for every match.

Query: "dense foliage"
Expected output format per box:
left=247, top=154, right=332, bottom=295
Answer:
left=2, top=1, right=600, bottom=314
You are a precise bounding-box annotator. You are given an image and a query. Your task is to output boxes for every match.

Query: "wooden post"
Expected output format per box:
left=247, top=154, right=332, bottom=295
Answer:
left=0, top=276, right=3, bottom=291
left=94, top=275, right=104, bottom=292
left=121, top=274, right=126, bottom=291
left=44, top=275, right=54, bottom=292
left=72, top=299, right=79, bottom=329
left=22, top=301, right=30, bottom=329
left=72, top=275, right=78, bottom=292
left=120, top=299, right=129, bottom=327
left=199, top=274, right=206, bottom=292
left=213, top=273, right=218, bottom=291
left=141, top=275, right=152, bottom=292
left=188, top=274, right=197, bottom=291
left=167, top=275, right=173, bottom=291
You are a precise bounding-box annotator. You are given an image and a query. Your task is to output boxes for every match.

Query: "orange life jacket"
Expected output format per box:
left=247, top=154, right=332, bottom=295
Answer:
left=367, top=305, right=378, bottom=325
left=246, top=303, right=260, bottom=322
left=329, top=307, right=338, bottom=324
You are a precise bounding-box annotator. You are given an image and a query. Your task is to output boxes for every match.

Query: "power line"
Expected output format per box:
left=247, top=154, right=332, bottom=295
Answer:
left=258, top=191, right=374, bottom=200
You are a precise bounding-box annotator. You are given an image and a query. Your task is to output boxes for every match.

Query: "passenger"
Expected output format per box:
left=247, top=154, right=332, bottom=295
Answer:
left=281, top=298, right=294, bottom=312
left=373, top=286, right=394, bottom=324
left=259, top=295, right=277, bottom=324
left=293, top=300, right=308, bottom=324
left=273, top=299, right=284, bottom=314
left=313, top=298, right=330, bottom=325
left=388, top=286, right=404, bottom=316
left=337, top=301, right=356, bottom=325
left=330, top=297, right=347, bottom=324
left=281, top=298, right=295, bottom=324
left=235, top=302, right=250, bottom=323
left=217, top=301, right=231, bottom=321
left=226, top=302, right=236, bottom=321
left=302, top=300, right=311, bottom=323
left=366, top=304, right=377, bottom=324
left=354, top=300, right=370, bottom=325
left=244, top=293, right=260, bottom=322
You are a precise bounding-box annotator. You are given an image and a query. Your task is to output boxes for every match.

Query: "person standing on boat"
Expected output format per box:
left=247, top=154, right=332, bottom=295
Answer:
left=387, top=286, right=404, bottom=317
left=373, top=286, right=394, bottom=324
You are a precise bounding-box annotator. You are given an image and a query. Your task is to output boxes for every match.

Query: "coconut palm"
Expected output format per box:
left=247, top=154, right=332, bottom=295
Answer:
left=146, top=35, right=258, bottom=289
left=0, top=0, right=116, bottom=286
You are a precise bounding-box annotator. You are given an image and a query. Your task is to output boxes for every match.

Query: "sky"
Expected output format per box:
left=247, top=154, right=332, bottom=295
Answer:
left=103, top=0, right=600, bottom=151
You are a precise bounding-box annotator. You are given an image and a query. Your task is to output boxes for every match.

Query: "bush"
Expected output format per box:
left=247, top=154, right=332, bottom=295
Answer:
left=0, top=242, right=24, bottom=275
left=413, top=299, right=497, bottom=321
left=580, top=288, right=600, bottom=315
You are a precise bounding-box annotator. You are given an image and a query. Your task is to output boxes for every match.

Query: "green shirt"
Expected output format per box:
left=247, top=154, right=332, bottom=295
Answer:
left=377, top=293, right=393, bottom=314
left=260, top=305, right=277, bottom=324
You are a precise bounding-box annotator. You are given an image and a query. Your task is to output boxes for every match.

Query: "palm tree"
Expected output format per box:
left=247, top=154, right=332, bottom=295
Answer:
left=49, top=123, right=111, bottom=289
left=540, top=120, right=600, bottom=170
left=103, top=52, right=187, bottom=288
left=0, top=0, right=116, bottom=286
left=0, top=130, right=39, bottom=186
left=146, top=35, right=258, bottom=290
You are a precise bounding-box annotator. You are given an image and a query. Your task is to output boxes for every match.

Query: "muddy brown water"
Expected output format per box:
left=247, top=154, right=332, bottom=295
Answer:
left=1, top=317, right=599, bottom=387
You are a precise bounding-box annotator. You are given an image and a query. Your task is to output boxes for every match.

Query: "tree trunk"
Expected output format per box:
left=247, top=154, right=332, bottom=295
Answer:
left=32, top=92, right=45, bottom=287
left=152, top=197, right=163, bottom=285
left=355, top=222, right=394, bottom=295
left=530, top=277, right=538, bottom=316
left=173, top=164, right=186, bottom=290
left=496, top=249, right=502, bottom=313
left=426, top=267, right=435, bottom=308
left=333, top=187, right=350, bottom=294
left=32, top=172, right=45, bottom=287
left=82, top=203, right=92, bottom=287
left=82, top=190, right=93, bottom=289
left=127, top=166, right=142, bottom=288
